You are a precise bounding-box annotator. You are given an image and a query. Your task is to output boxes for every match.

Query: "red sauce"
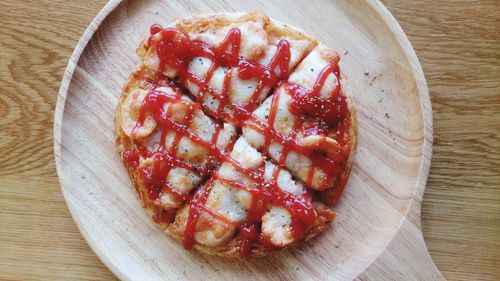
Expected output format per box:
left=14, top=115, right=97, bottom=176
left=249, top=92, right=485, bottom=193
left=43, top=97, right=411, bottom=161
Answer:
left=150, top=24, right=163, bottom=36
left=243, top=59, right=349, bottom=190
left=152, top=207, right=172, bottom=224
left=183, top=178, right=211, bottom=249
left=288, top=63, right=347, bottom=128
left=122, top=149, right=140, bottom=168
left=239, top=223, right=259, bottom=257
left=123, top=25, right=352, bottom=257
left=150, top=26, right=292, bottom=127
left=216, top=28, right=242, bottom=66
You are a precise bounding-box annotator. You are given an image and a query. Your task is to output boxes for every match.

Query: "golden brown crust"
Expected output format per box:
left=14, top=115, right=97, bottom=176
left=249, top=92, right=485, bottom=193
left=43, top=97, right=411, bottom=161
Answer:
left=172, top=12, right=268, bottom=33
left=115, top=12, right=357, bottom=258
left=321, top=76, right=358, bottom=204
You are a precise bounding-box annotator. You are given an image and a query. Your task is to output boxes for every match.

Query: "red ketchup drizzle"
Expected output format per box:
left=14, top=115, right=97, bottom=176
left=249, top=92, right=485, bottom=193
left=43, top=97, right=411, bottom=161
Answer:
left=150, top=24, right=163, bottom=36
left=124, top=25, right=351, bottom=257
left=288, top=60, right=348, bottom=187
left=288, top=63, right=347, bottom=128
left=243, top=58, right=349, bottom=190
left=125, top=88, right=228, bottom=212
left=152, top=26, right=291, bottom=127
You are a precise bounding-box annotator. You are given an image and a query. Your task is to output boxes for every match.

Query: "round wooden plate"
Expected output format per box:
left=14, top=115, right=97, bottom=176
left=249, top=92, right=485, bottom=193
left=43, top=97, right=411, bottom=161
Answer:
left=54, top=0, right=444, bottom=280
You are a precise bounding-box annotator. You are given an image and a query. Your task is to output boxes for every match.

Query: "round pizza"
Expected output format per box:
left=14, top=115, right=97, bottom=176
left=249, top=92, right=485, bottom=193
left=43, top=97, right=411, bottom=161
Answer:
left=115, top=12, right=357, bottom=258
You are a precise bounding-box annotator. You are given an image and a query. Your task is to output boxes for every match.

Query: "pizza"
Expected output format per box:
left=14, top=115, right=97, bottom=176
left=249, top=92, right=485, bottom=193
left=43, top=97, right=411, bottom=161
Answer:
left=115, top=12, right=357, bottom=258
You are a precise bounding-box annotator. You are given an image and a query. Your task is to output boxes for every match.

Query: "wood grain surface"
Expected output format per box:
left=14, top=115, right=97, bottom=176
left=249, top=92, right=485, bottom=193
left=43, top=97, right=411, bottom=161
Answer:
left=0, top=0, right=498, bottom=280
left=55, top=0, right=438, bottom=280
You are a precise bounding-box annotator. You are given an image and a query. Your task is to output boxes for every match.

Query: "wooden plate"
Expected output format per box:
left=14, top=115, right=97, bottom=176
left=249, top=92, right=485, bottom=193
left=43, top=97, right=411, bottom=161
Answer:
left=54, top=0, right=444, bottom=280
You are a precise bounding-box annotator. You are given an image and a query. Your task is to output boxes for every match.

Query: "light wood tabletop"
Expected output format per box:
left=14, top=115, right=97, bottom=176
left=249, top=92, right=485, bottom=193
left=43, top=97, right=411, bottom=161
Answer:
left=0, top=0, right=498, bottom=280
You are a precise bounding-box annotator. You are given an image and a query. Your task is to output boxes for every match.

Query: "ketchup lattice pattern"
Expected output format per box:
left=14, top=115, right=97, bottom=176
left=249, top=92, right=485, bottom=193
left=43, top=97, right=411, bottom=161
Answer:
left=117, top=16, right=354, bottom=258
left=147, top=26, right=292, bottom=126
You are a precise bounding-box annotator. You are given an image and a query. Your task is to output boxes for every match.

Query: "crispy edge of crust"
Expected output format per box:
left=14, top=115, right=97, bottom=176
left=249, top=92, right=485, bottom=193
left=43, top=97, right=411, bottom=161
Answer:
left=114, top=12, right=356, bottom=258
left=171, top=12, right=269, bottom=32
left=171, top=12, right=318, bottom=50
left=115, top=67, right=174, bottom=230
left=267, top=18, right=318, bottom=44
left=320, top=75, right=358, bottom=204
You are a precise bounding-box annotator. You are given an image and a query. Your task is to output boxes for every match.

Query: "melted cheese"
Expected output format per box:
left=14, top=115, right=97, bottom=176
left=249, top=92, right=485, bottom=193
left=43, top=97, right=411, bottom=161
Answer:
left=130, top=87, right=237, bottom=209
left=261, top=206, right=293, bottom=247
left=190, top=20, right=268, bottom=61
left=242, top=45, right=344, bottom=190
left=288, top=45, right=340, bottom=99
left=242, top=86, right=329, bottom=190
left=125, top=16, right=350, bottom=252
left=121, top=87, right=156, bottom=138
left=143, top=22, right=313, bottom=126
left=177, top=137, right=310, bottom=247
left=174, top=204, right=235, bottom=247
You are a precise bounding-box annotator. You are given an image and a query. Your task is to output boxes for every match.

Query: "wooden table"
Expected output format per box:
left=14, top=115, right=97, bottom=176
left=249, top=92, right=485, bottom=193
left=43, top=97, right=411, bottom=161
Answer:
left=1, top=0, right=498, bottom=280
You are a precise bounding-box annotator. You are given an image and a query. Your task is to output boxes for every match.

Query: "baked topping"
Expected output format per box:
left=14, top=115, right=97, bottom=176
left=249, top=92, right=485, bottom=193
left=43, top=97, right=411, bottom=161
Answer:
left=116, top=13, right=355, bottom=258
